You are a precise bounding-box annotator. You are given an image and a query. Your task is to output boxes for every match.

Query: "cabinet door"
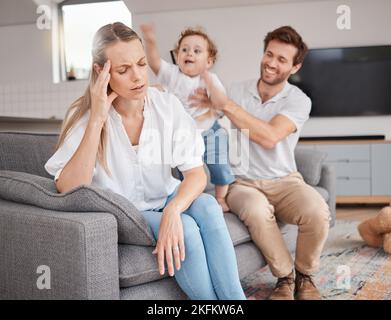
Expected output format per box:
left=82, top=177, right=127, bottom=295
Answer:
left=333, top=162, right=370, bottom=178
left=371, top=144, right=391, bottom=195
left=336, top=178, right=371, bottom=195
left=317, top=144, right=370, bottom=162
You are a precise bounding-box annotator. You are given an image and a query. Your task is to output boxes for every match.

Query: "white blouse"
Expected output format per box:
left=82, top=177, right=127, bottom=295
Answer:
left=45, top=87, right=205, bottom=211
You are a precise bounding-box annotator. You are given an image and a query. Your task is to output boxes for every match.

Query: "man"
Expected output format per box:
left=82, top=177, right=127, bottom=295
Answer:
left=190, top=26, right=330, bottom=300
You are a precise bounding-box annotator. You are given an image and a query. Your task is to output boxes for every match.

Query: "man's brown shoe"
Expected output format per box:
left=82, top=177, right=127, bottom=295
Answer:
left=295, top=270, right=322, bottom=300
left=268, top=271, right=295, bottom=300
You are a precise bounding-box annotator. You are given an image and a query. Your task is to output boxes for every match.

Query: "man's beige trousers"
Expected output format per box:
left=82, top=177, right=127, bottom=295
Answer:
left=227, top=172, right=330, bottom=277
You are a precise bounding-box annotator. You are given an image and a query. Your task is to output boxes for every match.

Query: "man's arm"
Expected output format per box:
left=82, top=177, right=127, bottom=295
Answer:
left=190, top=73, right=296, bottom=149
left=223, top=101, right=296, bottom=149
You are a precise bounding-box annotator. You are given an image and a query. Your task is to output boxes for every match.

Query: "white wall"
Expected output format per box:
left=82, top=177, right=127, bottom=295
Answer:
left=0, top=23, right=87, bottom=120
left=0, top=22, right=87, bottom=120
left=133, top=0, right=391, bottom=139
left=0, top=0, right=390, bottom=138
left=0, top=24, right=52, bottom=84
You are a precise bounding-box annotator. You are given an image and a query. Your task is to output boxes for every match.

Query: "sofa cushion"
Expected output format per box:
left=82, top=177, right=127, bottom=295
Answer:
left=295, top=147, right=327, bottom=186
left=120, top=277, right=188, bottom=300
left=119, top=244, right=163, bottom=287
left=0, top=170, right=155, bottom=246
left=118, top=211, right=256, bottom=287
left=0, top=132, right=58, bottom=178
left=118, top=212, right=299, bottom=288
left=118, top=213, right=252, bottom=287
left=224, top=213, right=251, bottom=245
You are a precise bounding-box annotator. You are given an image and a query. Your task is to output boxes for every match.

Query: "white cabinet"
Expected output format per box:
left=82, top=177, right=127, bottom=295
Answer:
left=299, top=141, right=391, bottom=202
left=316, top=144, right=370, bottom=196
left=371, top=144, right=391, bottom=195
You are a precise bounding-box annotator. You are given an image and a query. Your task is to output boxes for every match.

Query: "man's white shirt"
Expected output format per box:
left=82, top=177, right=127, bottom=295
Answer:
left=228, top=79, right=311, bottom=180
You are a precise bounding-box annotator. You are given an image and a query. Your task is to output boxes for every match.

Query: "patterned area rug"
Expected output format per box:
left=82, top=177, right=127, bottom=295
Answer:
left=242, top=220, right=391, bottom=300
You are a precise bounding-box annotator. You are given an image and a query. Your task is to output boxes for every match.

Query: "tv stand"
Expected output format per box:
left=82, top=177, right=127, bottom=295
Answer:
left=299, top=139, right=391, bottom=204
left=300, top=135, right=385, bottom=142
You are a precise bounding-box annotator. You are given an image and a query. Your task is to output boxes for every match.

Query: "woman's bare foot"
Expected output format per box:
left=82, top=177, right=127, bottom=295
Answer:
left=216, top=197, right=230, bottom=212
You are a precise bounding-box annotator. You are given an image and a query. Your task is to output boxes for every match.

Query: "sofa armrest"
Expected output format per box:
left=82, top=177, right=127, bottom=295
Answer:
left=318, top=164, right=337, bottom=227
left=0, top=199, right=120, bottom=300
left=0, top=170, right=155, bottom=246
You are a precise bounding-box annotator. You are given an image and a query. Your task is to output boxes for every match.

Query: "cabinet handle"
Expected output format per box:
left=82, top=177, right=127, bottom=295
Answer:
left=337, top=159, right=350, bottom=163
left=337, top=176, right=350, bottom=180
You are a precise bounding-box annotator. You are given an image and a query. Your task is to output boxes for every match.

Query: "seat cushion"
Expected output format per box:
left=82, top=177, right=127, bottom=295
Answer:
left=118, top=213, right=253, bottom=288
left=120, top=277, right=188, bottom=300
left=119, top=244, right=163, bottom=288
left=224, top=213, right=251, bottom=245
left=0, top=170, right=155, bottom=246
left=118, top=212, right=299, bottom=288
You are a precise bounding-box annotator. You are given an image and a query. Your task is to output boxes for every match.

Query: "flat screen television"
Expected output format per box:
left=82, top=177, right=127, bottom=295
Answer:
left=289, top=45, right=391, bottom=117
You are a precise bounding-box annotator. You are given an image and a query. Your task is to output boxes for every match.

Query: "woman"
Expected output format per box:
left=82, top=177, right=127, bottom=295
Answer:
left=45, top=22, right=245, bottom=300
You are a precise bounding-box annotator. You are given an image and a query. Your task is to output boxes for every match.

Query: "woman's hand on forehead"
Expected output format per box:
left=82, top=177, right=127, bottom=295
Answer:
left=90, top=59, right=118, bottom=124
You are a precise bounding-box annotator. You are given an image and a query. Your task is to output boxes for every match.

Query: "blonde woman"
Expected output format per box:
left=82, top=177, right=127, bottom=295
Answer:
left=45, top=22, right=245, bottom=300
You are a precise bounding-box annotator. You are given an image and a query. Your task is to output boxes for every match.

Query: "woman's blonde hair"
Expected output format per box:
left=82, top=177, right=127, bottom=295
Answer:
left=56, top=22, right=141, bottom=173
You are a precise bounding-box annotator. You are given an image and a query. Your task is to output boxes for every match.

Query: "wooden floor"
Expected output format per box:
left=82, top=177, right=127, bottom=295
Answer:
left=336, top=205, right=386, bottom=222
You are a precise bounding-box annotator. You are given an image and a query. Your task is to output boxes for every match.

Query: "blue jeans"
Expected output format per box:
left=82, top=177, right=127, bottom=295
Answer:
left=142, top=191, right=246, bottom=300
left=202, top=121, right=235, bottom=186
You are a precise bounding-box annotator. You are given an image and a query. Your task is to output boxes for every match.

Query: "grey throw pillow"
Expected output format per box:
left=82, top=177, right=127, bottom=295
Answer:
left=294, top=148, right=327, bottom=186
left=0, top=170, right=155, bottom=246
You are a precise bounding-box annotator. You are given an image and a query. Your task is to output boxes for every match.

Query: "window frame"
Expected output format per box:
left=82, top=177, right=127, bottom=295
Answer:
left=57, top=0, right=122, bottom=82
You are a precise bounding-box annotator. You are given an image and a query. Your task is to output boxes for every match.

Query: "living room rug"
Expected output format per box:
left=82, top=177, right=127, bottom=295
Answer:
left=242, top=220, right=391, bottom=300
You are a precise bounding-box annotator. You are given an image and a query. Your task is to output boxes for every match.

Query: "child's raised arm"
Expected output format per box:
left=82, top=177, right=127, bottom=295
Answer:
left=140, top=23, right=161, bottom=75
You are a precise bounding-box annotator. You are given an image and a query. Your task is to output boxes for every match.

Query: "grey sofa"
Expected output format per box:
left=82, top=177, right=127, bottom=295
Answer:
left=0, top=131, right=336, bottom=300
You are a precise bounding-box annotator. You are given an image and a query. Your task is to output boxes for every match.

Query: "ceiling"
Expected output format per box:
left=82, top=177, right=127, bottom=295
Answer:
left=123, top=0, right=321, bottom=14
left=0, top=0, right=321, bottom=27
left=0, top=0, right=38, bottom=26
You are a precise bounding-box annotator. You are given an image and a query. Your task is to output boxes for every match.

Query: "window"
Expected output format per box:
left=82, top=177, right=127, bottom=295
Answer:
left=60, top=0, right=132, bottom=80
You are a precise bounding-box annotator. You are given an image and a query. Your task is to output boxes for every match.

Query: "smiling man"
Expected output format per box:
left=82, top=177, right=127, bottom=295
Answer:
left=191, top=26, right=331, bottom=300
